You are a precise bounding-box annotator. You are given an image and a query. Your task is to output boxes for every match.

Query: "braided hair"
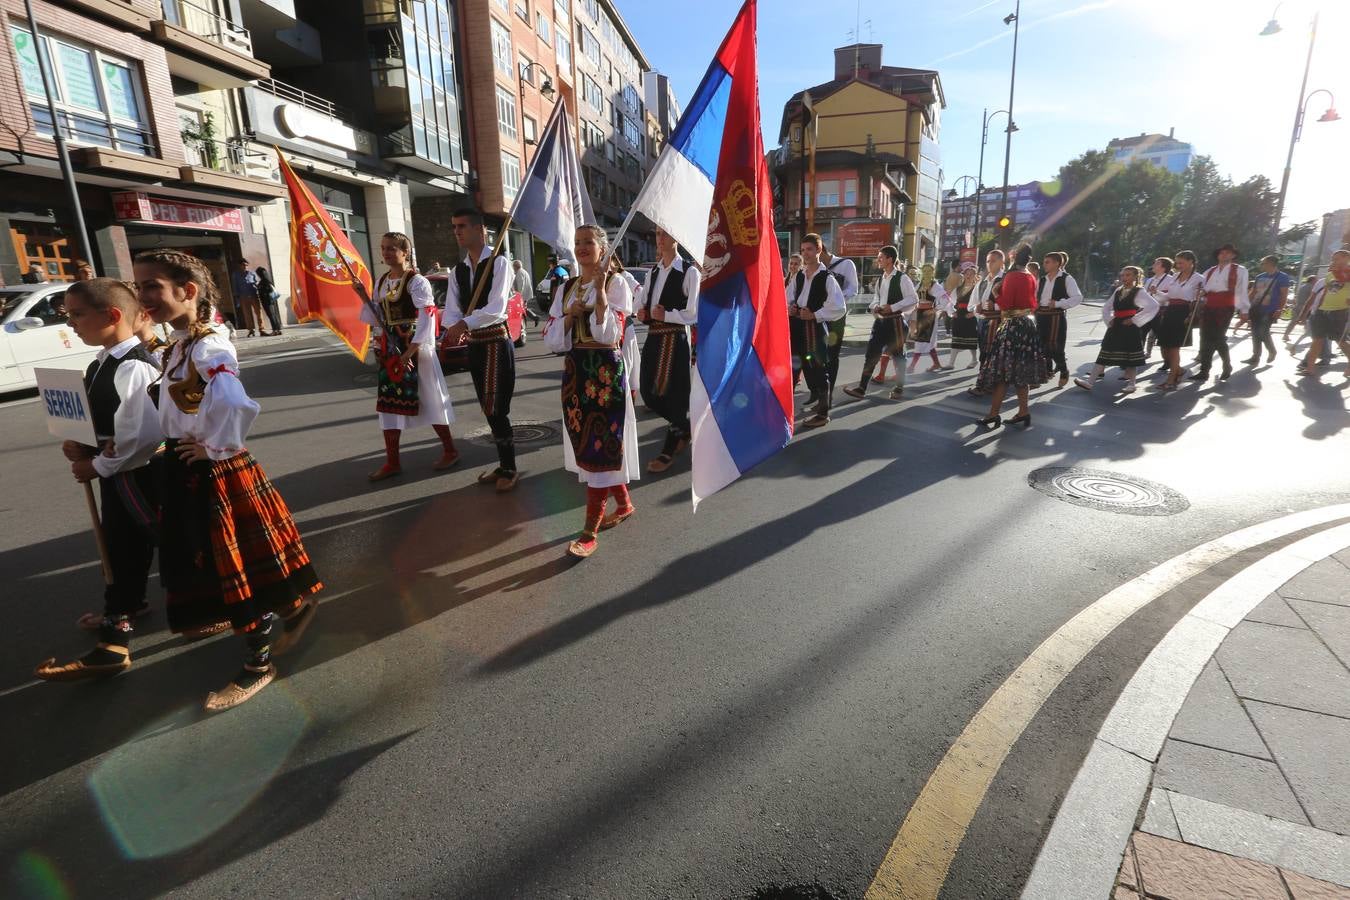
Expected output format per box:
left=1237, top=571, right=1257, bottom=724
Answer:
left=133, top=249, right=220, bottom=340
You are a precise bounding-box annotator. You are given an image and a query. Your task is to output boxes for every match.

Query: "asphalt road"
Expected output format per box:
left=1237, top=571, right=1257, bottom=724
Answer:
left=1, top=310, right=1346, bottom=899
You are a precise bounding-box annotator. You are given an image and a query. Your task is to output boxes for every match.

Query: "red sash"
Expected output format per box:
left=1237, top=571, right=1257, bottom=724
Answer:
left=1203, top=264, right=1238, bottom=308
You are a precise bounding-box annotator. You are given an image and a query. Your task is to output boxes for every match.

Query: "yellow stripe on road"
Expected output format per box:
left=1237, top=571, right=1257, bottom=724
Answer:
left=864, top=503, right=1350, bottom=900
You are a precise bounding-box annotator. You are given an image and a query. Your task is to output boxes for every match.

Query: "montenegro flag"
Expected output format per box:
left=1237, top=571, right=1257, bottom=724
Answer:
left=277, top=148, right=373, bottom=360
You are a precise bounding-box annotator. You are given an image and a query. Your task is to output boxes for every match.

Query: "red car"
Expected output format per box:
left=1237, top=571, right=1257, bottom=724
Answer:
left=426, top=272, right=528, bottom=374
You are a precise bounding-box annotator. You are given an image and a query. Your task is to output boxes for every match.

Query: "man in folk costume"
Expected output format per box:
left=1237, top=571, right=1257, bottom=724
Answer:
left=788, top=233, right=846, bottom=428
left=635, top=227, right=701, bottom=473
left=818, top=239, right=858, bottom=403
left=1036, top=251, right=1083, bottom=387
left=843, top=244, right=917, bottom=401
left=1191, top=243, right=1249, bottom=382
left=443, top=208, right=519, bottom=492
left=967, top=248, right=1006, bottom=395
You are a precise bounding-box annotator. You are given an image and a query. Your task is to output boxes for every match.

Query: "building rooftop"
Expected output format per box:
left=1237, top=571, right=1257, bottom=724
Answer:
left=776, top=45, right=945, bottom=142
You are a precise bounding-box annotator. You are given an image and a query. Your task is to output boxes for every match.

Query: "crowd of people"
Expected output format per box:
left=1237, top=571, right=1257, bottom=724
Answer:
left=28, top=205, right=1349, bottom=712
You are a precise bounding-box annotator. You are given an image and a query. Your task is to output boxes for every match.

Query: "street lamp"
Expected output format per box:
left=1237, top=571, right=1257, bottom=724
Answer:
left=518, top=61, right=556, bottom=144
left=998, top=0, right=1022, bottom=234
left=978, top=109, right=1014, bottom=248
left=1263, top=11, right=1339, bottom=244
left=947, top=175, right=980, bottom=252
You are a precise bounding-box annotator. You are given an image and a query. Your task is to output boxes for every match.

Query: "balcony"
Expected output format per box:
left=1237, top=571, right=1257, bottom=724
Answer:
left=153, top=0, right=270, bottom=87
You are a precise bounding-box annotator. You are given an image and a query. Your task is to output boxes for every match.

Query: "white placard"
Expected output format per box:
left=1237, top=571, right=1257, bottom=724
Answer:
left=35, top=367, right=96, bottom=444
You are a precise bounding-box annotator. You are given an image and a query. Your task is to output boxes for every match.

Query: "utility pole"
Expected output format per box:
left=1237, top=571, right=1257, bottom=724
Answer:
left=998, top=0, right=1021, bottom=232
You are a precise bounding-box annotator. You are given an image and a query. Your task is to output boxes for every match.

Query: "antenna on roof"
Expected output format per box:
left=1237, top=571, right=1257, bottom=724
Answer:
left=854, top=0, right=862, bottom=77
left=865, top=18, right=874, bottom=42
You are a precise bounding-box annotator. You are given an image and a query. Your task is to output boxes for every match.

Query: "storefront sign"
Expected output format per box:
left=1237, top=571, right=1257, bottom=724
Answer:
left=960, top=247, right=978, bottom=266
left=836, top=220, right=895, bottom=258
left=112, top=192, right=244, bottom=233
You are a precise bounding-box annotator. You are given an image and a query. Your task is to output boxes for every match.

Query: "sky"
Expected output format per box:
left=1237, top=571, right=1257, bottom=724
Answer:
left=618, top=0, right=1348, bottom=232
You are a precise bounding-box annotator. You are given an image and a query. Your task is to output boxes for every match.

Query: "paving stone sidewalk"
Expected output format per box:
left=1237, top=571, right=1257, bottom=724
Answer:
left=1114, top=552, right=1350, bottom=899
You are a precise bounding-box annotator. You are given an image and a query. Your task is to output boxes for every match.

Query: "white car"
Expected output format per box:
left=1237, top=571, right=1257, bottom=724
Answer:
left=0, top=283, right=98, bottom=393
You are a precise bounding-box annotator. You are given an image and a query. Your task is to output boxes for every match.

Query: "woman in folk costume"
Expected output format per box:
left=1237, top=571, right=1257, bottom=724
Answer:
left=364, top=232, right=458, bottom=482
left=907, top=263, right=948, bottom=374
left=1074, top=266, right=1160, bottom=394
left=1141, top=256, right=1176, bottom=363
left=946, top=264, right=982, bottom=370
left=132, top=249, right=321, bottom=711
left=1151, top=250, right=1205, bottom=391
left=542, top=225, right=638, bottom=559
left=975, top=244, right=1047, bottom=429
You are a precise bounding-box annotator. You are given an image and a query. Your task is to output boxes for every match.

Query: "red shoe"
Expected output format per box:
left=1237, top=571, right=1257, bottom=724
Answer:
left=368, top=463, right=402, bottom=482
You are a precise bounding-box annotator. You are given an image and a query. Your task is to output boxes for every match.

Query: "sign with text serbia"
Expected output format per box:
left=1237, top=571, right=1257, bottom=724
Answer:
left=35, top=367, right=96, bottom=444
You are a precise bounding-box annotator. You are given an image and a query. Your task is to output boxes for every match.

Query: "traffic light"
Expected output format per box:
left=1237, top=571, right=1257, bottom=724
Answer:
left=997, top=215, right=1013, bottom=229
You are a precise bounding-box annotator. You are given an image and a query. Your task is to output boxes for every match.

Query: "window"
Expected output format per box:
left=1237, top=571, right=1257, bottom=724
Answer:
left=621, top=83, right=640, bottom=116
left=28, top=292, right=71, bottom=325
left=523, top=115, right=537, bottom=143
left=496, top=84, right=517, bottom=140
left=491, top=18, right=513, bottom=76
left=844, top=179, right=857, bottom=206
left=10, top=26, right=153, bottom=156
left=621, top=116, right=640, bottom=151
left=816, top=180, right=840, bottom=207
left=536, top=11, right=551, bottom=45
left=579, top=25, right=600, bottom=65
left=582, top=0, right=599, bottom=20
left=514, top=0, right=529, bottom=23
left=582, top=74, right=603, bottom=112
left=501, top=151, right=521, bottom=201
left=604, top=139, right=614, bottom=163
left=554, top=0, right=569, bottom=26
left=519, top=53, right=534, bottom=84
left=555, top=31, right=571, bottom=67
left=493, top=0, right=508, bottom=9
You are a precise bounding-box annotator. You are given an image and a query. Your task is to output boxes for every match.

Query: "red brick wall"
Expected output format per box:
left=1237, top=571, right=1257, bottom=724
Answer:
left=0, top=0, right=184, bottom=163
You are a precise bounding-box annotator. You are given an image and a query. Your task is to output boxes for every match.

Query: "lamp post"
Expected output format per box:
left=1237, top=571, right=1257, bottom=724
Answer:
left=518, top=61, right=556, bottom=147
left=998, top=0, right=1022, bottom=232
left=978, top=109, right=1014, bottom=248
left=946, top=175, right=979, bottom=255
left=1263, top=11, right=1340, bottom=245
left=1082, top=222, right=1097, bottom=298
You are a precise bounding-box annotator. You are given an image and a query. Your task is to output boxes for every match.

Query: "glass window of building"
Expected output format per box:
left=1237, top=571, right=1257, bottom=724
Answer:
left=493, top=0, right=508, bottom=9
left=844, top=179, right=857, bottom=206
left=496, top=85, right=518, bottom=140
left=10, top=25, right=154, bottom=155
left=582, top=0, right=598, bottom=20
left=583, top=74, right=603, bottom=112
left=519, top=53, right=534, bottom=84
left=555, top=30, right=571, bottom=67
left=501, top=151, right=522, bottom=201
left=580, top=25, right=600, bottom=66
left=523, top=115, right=537, bottom=143
left=536, top=11, right=551, bottom=44
left=514, top=0, right=529, bottom=23
left=816, top=181, right=840, bottom=207
left=492, top=18, right=513, bottom=76
left=554, top=0, right=569, bottom=26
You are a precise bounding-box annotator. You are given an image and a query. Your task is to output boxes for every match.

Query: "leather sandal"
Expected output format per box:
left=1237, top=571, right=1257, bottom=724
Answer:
left=599, top=505, right=635, bottom=531
left=495, top=471, right=520, bottom=493
left=477, top=467, right=504, bottom=484
left=204, top=663, right=276, bottom=712
left=35, top=643, right=131, bottom=681
left=647, top=454, right=674, bottom=473
left=368, top=464, right=402, bottom=482
left=567, top=535, right=599, bottom=559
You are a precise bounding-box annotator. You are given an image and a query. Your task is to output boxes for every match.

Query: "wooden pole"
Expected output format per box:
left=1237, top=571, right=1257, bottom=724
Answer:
left=84, top=481, right=113, bottom=584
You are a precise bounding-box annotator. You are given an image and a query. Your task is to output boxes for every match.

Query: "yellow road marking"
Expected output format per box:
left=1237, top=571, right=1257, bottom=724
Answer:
left=863, top=503, right=1350, bottom=900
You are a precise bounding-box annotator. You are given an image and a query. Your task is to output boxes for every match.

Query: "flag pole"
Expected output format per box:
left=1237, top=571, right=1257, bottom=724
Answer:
left=275, top=148, right=393, bottom=353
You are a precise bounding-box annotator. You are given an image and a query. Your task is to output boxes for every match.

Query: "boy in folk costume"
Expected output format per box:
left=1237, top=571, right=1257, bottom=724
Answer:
left=817, top=240, right=858, bottom=402
left=1036, top=251, right=1083, bottom=387
left=787, top=233, right=847, bottom=428
left=35, top=279, right=164, bottom=681
left=442, top=209, right=519, bottom=492
left=542, top=225, right=638, bottom=559
left=366, top=232, right=459, bottom=481
left=635, top=227, right=701, bottom=473
left=843, top=245, right=917, bottom=401
left=1191, top=243, right=1249, bottom=382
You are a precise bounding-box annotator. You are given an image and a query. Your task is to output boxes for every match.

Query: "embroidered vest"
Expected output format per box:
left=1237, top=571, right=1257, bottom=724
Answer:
left=378, top=272, right=418, bottom=325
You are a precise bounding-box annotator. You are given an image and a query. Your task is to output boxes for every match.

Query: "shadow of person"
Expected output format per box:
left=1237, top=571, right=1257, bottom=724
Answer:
left=1284, top=376, right=1350, bottom=440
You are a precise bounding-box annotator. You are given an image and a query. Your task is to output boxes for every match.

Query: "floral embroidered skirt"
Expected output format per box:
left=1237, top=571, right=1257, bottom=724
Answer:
left=976, top=316, right=1048, bottom=390
left=563, top=347, right=628, bottom=473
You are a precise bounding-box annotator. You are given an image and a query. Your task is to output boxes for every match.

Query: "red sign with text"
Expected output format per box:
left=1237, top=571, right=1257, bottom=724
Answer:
left=112, top=191, right=244, bottom=233
left=836, top=220, right=895, bottom=258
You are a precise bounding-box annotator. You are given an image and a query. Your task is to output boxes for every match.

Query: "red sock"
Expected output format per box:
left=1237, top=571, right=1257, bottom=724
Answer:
left=382, top=429, right=401, bottom=469
left=610, top=483, right=632, bottom=511
left=432, top=423, right=456, bottom=455
left=930, top=350, right=941, bottom=366
left=583, top=487, right=607, bottom=537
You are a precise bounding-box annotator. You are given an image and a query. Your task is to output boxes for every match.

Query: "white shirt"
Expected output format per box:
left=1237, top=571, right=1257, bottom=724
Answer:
left=973, top=269, right=1005, bottom=316
left=1202, top=263, right=1250, bottom=313
left=1155, top=271, right=1205, bottom=304
left=542, top=275, right=633, bottom=352
left=89, top=335, right=162, bottom=479
left=869, top=269, right=919, bottom=314
left=822, top=255, right=859, bottom=300
left=1101, top=286, right=1159, bottom=327
left=1144, top=272, right=1175, bottom=300
left=1037, top=271, right=1084, bottom=310
left=788, top=265, right=847, bottom=322
left=366, top=272, right=437, bottom=345
left=639, top=256, right=701, bottom=327
left=157, top=328, right=259, bottom=461
left=444, top=246, right=512, bottom=330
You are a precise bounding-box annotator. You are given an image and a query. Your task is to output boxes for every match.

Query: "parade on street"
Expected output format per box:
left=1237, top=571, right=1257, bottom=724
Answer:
left=1, top=0, right=1348, bottom=898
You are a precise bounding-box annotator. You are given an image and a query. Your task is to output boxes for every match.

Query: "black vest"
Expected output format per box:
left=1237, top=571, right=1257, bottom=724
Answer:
left=1113, top=287, right=1142, bottom=313
left=454, top=252, right=496, bottom=315
left=794, top=269, right=832, bottom=312
left=881, top=271, right=907, bottom=306
left=1050, top=272, right=1070, bottom=302
left=826, top=258, right=850, bottom=291
left=646, top=259, right=690, bottom=312
left=85, top=344, right=157, bottom=441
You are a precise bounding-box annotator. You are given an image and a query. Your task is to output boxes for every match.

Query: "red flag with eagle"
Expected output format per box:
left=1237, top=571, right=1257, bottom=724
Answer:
left=277, top=149, right=373, bottom=359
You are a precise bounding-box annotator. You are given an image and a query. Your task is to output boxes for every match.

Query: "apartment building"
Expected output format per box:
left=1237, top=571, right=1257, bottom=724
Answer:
left=939, top=181, right=1045, bottom=262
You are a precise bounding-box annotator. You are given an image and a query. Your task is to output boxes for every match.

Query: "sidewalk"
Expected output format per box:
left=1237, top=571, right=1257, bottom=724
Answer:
left=1024, top=525, right=1350, bottom=899
left=1114, top=552, right=1350, bottom=899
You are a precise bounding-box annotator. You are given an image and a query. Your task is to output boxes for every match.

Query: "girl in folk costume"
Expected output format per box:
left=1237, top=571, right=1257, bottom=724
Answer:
left=975, top=244, right=1047, bottom=429
left=365, top=232, right=458, bottom=482
left=542, top=225, right=638, bottom=559
left=907, top=264, right=948, bottom=374
left=946, top=264, right=982, bottom=370
left=133, top=250, right=321, bottom=711
left=1036, top=251, right=1083, bottom=387
left=1141, top=256, right=1176, bottom=363
left=1074, top=266, right=1160, bottom=394
left=1296, top=249, right=1350, bottom=378
left=1151, top=250, right=1205, bottom=390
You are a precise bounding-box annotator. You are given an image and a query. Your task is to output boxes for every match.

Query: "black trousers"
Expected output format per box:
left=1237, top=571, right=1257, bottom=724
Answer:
left=1036, top=311, right=1068, bottom=375
left=857, top=316, right=907, bottom=386
left=101, top=464, right=159, bottom=617
left=1196, top=307, right=1235, bottom=373
left=469, top=337, right=517, bottom=472
left=1249, top=309, right=1277, bottom=359
left=790, top=317, right=831, bottom=415
left=825, top=318, right=847, bottom=394
left=261, top=295, right=282, bottom=332
left=640, top=328, right=691, bottom=447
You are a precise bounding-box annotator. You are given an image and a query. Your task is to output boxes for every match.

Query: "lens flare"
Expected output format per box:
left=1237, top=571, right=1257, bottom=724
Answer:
left=8, top=852, right=70, bottom=900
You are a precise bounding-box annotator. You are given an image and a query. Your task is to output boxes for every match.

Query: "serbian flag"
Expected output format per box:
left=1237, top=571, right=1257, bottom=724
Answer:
left=277, top=149, right=374, bottom=359
left=668, top=1, right=791, bottom=509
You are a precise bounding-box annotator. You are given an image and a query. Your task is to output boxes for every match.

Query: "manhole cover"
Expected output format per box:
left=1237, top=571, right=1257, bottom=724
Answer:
left=467, top=420, right=559, bottom=447
left=1028, top=466, right=1189, bottom=516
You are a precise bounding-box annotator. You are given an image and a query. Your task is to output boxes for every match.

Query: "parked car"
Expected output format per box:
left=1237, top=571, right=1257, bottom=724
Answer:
left=425, top=272, right=527, bottom=374
left=0, top=283, right=97, bottom=393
